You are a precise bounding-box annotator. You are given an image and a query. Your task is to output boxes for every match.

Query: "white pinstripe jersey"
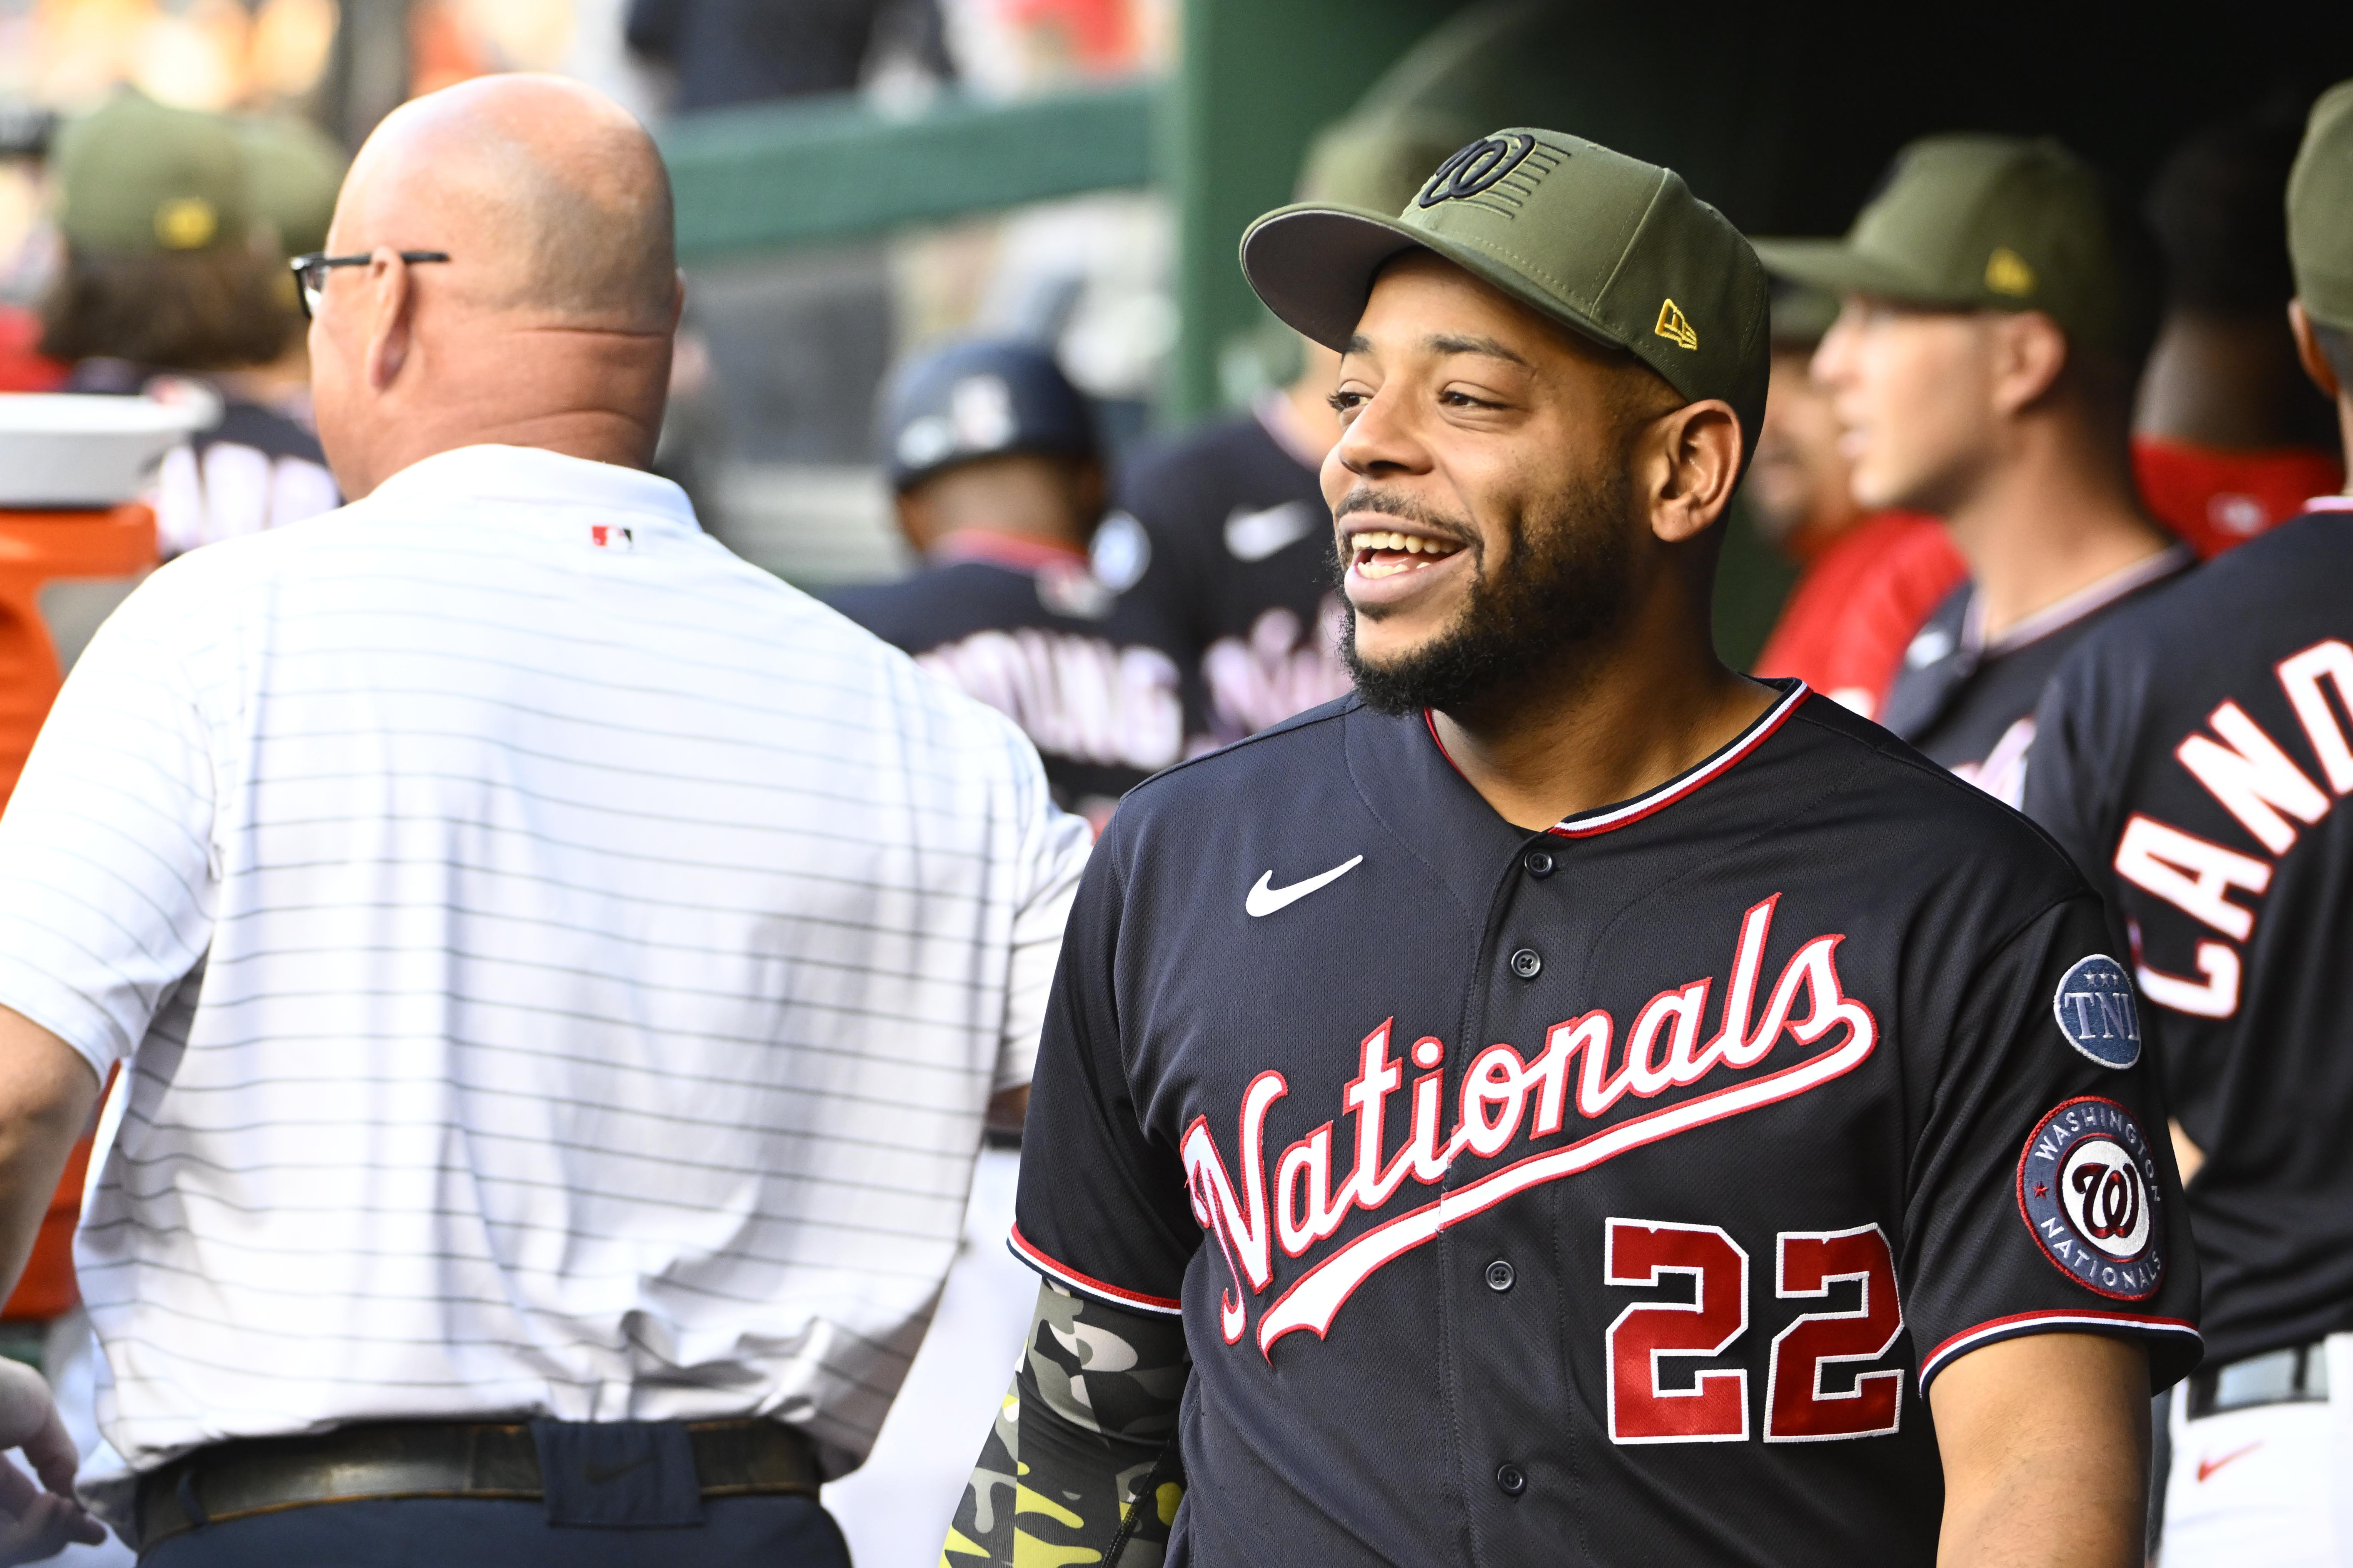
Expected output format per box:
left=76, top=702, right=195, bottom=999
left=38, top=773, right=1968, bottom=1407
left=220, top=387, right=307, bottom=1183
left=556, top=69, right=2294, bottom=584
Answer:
left=0, top=444, right=1088, bottom=1520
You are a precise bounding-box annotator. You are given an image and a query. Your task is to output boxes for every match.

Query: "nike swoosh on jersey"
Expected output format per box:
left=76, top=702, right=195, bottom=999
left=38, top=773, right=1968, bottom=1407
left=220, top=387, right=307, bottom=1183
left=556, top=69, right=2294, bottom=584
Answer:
left=1224, top=502, right=1322, bottom=563
left=1245, top=855, right=1364, bottom=917
left=2197, top=1441, right=2263, bottom=1483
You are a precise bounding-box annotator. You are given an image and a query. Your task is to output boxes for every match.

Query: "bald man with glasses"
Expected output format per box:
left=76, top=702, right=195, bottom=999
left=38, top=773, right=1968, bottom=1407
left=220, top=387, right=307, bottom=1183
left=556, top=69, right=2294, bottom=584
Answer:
left=0, top=74, right=1088, bottom=1565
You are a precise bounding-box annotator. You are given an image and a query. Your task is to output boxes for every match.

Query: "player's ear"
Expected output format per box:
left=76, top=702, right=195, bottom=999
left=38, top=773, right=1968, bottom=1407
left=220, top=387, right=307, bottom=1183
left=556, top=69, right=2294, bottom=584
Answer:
left=2288, top=299, right=2344, bottom=402
left=1987, top=310, right=2069, bottom=417
left=1646, top=398, right=1742, bottom=545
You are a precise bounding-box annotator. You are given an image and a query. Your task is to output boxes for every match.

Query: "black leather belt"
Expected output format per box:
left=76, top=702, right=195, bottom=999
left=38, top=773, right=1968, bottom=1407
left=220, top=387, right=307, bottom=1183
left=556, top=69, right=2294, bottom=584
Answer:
left=2186, top=1338, right=2333, bottom=1419
left=135, top=1418, right=819, bottom=1549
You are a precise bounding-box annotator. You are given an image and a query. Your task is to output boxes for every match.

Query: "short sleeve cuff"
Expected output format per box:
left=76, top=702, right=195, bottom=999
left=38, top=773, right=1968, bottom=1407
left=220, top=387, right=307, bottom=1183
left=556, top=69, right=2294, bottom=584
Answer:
left=1008, top=1223, right=1183, bottom=1316
left=1920, top=1309, right=2203, bottom=1395
left=0, top=959, right=128, bottom=1081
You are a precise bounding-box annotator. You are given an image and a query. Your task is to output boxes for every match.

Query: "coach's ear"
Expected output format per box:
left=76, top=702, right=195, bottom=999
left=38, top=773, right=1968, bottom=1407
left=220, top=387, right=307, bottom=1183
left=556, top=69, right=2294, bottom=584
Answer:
left=2289, top=300, right=2343, bottom=402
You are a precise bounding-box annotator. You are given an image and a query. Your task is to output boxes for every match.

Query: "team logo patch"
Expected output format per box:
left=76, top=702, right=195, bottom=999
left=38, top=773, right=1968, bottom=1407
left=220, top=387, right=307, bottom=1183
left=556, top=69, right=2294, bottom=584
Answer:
left=2017, top=1096, right=2164, bottom=1300
left=1417, top=134, right=1537, bottom=207
left=2052, top=954, right=2140, bottom=1069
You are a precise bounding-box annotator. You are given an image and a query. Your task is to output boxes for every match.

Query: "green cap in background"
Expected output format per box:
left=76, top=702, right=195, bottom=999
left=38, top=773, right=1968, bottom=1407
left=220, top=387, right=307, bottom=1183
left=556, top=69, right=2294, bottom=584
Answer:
left=1241, top=128, right=1772, bottom=462
left=52, top=89, right=254, bottom=257
left=1751, top=134, right=2152, bottom=355
left=236, top=114, right=348, bottom=260
left=1297, top=110, right=1484, bottom=211
left=1768, top=284, right=1841, bottom=349
left=2288, top=78, right=2353, bottom=333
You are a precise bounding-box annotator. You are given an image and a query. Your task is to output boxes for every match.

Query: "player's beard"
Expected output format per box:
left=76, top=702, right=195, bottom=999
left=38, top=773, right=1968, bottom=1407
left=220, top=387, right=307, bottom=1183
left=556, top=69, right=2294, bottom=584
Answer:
left=1338, top=460, right=1636, bottom=718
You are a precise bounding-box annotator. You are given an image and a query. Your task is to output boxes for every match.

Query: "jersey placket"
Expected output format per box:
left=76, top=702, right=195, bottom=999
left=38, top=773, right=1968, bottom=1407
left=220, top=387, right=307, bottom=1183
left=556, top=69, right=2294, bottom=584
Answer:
left=1437, top=831, right=1594, bottom=1558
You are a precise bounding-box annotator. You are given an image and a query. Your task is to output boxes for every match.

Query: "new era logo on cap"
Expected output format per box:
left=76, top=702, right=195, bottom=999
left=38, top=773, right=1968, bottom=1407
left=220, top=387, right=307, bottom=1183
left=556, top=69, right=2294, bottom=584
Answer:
left=1655, top=298, right=1698, bottom=350
left=1984, top=246, right=2036, bottom=297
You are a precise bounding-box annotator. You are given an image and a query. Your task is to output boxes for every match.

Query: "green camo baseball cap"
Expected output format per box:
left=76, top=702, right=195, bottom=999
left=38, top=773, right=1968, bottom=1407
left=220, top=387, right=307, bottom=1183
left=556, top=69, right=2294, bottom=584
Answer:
left=1241, top=128, right=1771, bottom=462
left=2288, top=79, right=2353, bottom=333
left=53, top=90, right=253, bottom=257
left=1752, top=134, right=2149, bottom=354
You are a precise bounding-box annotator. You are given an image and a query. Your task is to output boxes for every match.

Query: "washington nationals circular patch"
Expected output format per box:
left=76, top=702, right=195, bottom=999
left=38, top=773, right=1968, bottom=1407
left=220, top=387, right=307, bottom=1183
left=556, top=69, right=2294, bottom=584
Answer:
left=2051, top=954, right=2140, bottom=1069
left=2018, top=1097, right=2165, bottom=1300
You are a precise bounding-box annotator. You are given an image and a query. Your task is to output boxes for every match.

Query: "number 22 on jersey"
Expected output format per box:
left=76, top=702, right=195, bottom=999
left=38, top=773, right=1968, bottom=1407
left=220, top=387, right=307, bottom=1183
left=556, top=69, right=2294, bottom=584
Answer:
left=1604, top=1219, right=1904, bottom=1445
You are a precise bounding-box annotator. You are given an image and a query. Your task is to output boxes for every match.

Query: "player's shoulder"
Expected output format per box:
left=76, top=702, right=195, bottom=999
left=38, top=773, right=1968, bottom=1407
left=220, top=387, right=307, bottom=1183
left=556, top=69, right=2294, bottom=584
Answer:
left=2049, top=514, right=2352, bottom=695
left=2104, top=510, right=2348, bottom=639
left=1781, top=691, right=2090, bottom=899
left=1101, top=695, right=1355, bottom=846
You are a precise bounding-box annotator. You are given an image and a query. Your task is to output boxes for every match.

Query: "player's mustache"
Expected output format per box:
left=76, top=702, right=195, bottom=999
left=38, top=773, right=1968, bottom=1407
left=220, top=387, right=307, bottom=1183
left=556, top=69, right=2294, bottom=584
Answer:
left=1333, top=486, right=1477, bottom=553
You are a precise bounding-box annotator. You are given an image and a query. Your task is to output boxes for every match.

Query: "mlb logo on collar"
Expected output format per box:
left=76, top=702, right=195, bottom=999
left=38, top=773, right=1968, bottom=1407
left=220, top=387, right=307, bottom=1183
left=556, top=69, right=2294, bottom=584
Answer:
left=589, top=524, right=633, bottom=550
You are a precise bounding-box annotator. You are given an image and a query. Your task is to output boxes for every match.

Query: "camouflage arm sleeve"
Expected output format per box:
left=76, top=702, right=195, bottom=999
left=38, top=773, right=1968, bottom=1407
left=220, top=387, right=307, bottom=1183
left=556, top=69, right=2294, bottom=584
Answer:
left=942, top=1279, right=1191, bottom=1568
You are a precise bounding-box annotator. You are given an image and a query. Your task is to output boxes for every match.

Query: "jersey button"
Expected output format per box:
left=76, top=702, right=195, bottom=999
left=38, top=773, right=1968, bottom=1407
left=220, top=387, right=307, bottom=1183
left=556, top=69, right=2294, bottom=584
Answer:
left=1485, top=1259, right=1514, bottom=1293
left=1509, top=947, right=1542, bottom=980
left=1524, top=849, right=1555, bottom=878
left=1495, top=1462, right=1527, bottom=1498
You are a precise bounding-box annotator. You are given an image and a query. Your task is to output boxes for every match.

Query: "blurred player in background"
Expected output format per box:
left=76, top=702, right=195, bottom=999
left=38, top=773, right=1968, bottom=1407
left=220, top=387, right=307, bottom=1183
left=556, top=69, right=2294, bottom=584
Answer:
left=2133, top=98, right=2343, bottom=558
left=2023, top=80, right=2353, bottom=1567
left=1101, top=114, right=1467, bottom=749
left=828, top=338, right=1190, bottom=831
left=1761, top=135, right=2189, bottom=805
left=40, top=92, right=340, bottom=557
left=1747, top=284, right=1964, bottom=718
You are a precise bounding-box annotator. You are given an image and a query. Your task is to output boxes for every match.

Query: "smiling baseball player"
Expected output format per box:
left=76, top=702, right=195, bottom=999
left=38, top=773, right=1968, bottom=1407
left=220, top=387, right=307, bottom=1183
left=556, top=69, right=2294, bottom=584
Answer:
left=945, top=129, right=2201, bottom=1568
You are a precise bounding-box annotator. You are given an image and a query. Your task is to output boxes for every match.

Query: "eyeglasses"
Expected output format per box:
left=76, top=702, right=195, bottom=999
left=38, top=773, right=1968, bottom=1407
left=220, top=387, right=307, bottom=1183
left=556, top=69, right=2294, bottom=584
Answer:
left=289, top=251, right=452, bottom=320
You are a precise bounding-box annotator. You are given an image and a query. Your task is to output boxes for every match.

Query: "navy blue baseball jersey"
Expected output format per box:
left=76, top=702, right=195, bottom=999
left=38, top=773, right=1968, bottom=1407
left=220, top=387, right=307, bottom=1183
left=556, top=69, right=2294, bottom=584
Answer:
left=1100, top=403, right=1351, bottom=747
left=1013, top=680, right=2201, bottom=1566
left=1879, top=546, right=2192, bottom=802
left=2023, top=500, right=2353, bottom=1370
left=826, top=534, right=1193, bottom=817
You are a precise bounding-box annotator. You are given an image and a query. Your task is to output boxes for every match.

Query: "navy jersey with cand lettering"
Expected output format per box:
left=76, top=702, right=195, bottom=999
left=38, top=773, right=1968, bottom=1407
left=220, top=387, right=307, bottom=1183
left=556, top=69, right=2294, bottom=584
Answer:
left=1013, top=680, right=2201, bottom=1567
left=2024, top=500, right=2353, bottom=1369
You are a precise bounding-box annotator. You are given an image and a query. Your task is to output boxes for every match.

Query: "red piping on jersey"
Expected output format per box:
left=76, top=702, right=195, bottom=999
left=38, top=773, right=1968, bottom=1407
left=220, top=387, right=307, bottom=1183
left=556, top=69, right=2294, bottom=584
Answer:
left=1418, top=682, right=1812, bottom=840
left=1423, top=708, right=1461, bottom=772
left=1007, top=1223, right=1184, bottom=1315
left=1917, top=1309, right=2199, bottom=1390
left=932, top=530, right=1093, bottom=574
left=1550, top=682, right=1812, bottom=838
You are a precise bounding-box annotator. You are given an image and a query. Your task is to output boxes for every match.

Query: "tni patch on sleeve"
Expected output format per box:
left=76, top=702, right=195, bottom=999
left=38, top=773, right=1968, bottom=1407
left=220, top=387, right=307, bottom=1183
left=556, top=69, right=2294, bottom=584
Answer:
left=2052, top=954, right=2140, bottom=1069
